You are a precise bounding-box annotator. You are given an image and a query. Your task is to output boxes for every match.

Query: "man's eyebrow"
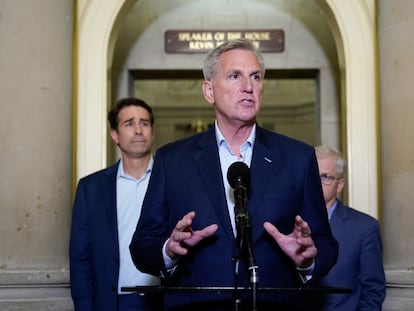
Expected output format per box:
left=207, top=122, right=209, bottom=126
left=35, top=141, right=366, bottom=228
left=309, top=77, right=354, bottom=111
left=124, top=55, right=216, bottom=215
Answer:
left=121, top=117, right=135, bottom=125
left=251, top=70, right=262, bottom=76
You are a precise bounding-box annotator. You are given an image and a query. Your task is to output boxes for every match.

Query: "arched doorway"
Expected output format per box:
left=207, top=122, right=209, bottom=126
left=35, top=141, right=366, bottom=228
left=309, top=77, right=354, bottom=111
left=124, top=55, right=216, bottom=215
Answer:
left=74, top=0, right=379, bottom=218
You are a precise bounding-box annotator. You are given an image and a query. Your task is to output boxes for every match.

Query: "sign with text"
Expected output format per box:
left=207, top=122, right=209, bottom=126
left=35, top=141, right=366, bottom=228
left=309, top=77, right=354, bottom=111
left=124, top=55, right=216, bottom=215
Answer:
left=165, top=29, right=284, bottom=53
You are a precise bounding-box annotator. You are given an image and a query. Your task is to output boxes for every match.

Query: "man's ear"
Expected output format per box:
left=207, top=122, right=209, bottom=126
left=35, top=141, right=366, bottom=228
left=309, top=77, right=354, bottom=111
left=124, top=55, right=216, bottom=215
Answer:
left=202, top=80, right=215, bottom=104
left=337, top=178, right=345, bottom=194
left=110, top=129, right=119, bottom=144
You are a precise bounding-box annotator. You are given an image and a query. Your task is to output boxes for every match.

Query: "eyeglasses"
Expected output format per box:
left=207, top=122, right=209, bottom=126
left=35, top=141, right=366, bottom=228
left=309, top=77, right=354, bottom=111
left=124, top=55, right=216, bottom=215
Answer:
left=320, top=173, right=341, bottom=185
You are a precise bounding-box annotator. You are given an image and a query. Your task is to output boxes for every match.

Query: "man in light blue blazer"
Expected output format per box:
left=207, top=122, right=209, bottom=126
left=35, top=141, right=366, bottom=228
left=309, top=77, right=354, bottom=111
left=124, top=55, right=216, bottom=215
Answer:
left=315, top=145, right=386, bottom=310
left=69, top=98, right=161, bottom=311
left=130, top=39, right=338, bottom=311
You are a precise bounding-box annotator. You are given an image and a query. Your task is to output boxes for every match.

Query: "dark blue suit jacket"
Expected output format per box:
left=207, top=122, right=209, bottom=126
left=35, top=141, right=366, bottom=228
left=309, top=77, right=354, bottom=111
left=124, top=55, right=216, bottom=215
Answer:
left=69, top=162, right=120, bottom=310
left=317, top=200, right=386, bottom=310
left=130, top=126, right=338, bottom=310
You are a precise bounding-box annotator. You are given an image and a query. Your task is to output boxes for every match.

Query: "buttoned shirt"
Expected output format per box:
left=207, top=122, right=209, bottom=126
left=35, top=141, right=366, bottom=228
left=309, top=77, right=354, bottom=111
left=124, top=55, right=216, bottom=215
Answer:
left=215, top=121, right=255, bottom=236
left=117, top=157, right=160, bottom=294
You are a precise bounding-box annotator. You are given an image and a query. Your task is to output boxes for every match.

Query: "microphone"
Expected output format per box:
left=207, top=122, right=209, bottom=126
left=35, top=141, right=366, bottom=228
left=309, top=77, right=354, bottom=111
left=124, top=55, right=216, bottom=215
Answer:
left=227, top=162, right=251, bottom=235
left=227, top=162, right=259, bottom=311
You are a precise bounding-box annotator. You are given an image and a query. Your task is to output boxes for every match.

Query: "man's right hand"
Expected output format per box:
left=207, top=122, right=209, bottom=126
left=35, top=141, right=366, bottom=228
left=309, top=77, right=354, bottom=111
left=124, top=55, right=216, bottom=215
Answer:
left=166, top=211, right=218, bottom=260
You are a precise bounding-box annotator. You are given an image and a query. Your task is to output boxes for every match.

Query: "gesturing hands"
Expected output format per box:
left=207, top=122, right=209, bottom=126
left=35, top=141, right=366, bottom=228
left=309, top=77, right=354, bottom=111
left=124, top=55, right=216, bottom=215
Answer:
left=264, top=215, right=317, bottom=269
left=166, top=211, right=218, bottom=260
left=166, top=212, right=316, bottom=270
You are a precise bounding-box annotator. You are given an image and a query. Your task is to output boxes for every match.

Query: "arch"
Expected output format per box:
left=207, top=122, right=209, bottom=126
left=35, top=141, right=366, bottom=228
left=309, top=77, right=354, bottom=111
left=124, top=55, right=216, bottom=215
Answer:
left=318, top=0, right=379, bottom=217
left=74, top=0, right=136, bottom=179
left=74, top=0, right=379, bottom=217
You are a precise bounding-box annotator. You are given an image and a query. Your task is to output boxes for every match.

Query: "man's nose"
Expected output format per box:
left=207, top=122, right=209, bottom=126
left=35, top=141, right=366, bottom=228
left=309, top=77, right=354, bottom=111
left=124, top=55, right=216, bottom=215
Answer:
left=242, top=77, right=253, bottom=93
left=134, top=123, right=142, bottom=134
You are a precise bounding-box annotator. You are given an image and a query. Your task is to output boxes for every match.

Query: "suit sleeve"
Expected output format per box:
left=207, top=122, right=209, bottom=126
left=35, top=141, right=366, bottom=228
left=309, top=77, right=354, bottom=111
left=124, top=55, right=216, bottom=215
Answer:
left=130, top=150, right=171, bottom=279
left=358, top=222, right=386, bottom=310
left=69, top=181, right=94, bottom=310
left=303, top=151, right=339, bottom=281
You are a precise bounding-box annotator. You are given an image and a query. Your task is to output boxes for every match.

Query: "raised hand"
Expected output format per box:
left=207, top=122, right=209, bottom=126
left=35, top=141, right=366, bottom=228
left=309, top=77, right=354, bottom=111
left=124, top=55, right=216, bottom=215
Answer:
left=263, top=215, right=317, bottom=268
left=166, top=211, right=218, bottom=260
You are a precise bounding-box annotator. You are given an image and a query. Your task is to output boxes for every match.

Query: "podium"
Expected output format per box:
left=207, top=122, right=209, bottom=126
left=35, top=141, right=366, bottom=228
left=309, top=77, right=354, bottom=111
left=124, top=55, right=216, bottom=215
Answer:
left=122, top=285, right=352, bottom=310
left=122, top=285, right=351, bottom=294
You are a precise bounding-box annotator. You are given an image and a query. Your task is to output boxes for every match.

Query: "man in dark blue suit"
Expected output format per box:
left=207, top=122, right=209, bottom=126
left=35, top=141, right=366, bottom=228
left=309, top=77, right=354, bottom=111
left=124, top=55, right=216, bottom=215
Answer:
left=69, top=98, right=162, bottom=311
left=315, top=145, right=386, bottom=310
left=130, top=39, right=338, bottom=311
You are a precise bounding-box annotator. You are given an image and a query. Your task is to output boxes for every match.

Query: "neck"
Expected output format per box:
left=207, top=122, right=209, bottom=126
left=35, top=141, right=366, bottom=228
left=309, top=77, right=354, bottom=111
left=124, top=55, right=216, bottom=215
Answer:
left=217, top=120, right=254, bottom=156
left=121, top=153, right=151, bottom=179
left=326, top=198, right=337, bottom=210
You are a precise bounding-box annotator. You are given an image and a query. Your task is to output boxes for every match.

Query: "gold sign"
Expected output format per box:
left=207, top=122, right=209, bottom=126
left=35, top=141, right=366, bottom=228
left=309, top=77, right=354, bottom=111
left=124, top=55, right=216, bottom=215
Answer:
left=165, top=29, right=284, bottom=53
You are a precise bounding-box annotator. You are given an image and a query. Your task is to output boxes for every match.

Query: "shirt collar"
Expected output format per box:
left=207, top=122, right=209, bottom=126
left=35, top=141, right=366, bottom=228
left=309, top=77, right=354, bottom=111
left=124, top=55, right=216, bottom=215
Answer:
left=327, top=199, right=338, bottom=220
left=117, top=156, right=154, bottom=181
left=214, top=120, right=256, bottom=148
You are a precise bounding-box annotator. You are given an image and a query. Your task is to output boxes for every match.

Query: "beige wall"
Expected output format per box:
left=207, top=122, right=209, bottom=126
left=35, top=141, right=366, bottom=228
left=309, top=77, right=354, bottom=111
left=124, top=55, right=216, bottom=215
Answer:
left=0, top=0, right=73, bottom=310
left=379, top=1, right=414, bottom=309
left=379, top=0, right=414, bottom=269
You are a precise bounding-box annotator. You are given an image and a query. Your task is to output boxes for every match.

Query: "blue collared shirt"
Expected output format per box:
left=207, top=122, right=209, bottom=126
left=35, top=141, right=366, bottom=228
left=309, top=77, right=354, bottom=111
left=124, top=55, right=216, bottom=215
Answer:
left=163, top=122, right=256, bottom=267
left=116, top=157, right=160, bottom=294
left=328, top=200, right=338, bottom=221
left=215, top=121, right=255, bottom=236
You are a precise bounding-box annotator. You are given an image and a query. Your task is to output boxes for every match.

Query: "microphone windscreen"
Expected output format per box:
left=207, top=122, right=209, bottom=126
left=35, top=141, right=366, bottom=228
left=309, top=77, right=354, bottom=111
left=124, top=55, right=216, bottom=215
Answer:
left=227, top=161, right=251, bottom=189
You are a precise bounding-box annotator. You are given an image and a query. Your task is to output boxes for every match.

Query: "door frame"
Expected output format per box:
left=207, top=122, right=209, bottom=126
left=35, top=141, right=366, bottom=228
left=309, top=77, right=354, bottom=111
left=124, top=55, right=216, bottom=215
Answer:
left=74, top=0, right=379, bottom=218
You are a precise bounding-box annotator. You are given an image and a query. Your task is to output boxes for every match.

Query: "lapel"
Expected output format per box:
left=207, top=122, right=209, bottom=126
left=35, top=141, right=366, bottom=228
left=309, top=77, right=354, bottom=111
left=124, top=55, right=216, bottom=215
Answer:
left=102, top=161, right=119, bottom=247
left=193, top=128, right=235, bottom=242
left=191, top=126, right=277, bottom=240
left=330, top=200, right=348, bottom=236
left=331, top=200, right=347, bottom=221
left=248, top=127, right=277, bottom=217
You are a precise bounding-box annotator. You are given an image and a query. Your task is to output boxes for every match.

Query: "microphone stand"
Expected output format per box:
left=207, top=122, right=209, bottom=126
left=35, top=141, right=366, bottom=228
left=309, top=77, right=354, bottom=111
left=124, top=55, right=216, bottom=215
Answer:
left=233, top=251, right=242, bottom=311
left=244, top=217, right=258, bottom=311
left=235, top=210, right=259, bottom=311
left=229, top=164, right=257, bottom=310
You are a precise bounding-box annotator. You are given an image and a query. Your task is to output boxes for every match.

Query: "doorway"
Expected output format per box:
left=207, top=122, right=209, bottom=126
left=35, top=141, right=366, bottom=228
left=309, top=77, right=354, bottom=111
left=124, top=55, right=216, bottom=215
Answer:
left=130, top=69, right=319, bottom=153
left=75, top=0, right=379, bottom=217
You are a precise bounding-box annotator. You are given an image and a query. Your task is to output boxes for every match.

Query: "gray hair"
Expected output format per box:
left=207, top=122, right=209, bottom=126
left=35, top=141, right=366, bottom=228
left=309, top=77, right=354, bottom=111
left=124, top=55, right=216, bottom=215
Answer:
left=202, top=38, right=266, bottom=81
left=315, top=145, right=347, bottom=178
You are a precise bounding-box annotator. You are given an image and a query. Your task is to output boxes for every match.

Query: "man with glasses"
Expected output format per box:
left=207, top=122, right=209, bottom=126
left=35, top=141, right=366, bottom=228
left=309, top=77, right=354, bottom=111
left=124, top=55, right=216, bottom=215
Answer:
left=314, top=145, right=386, bottom=311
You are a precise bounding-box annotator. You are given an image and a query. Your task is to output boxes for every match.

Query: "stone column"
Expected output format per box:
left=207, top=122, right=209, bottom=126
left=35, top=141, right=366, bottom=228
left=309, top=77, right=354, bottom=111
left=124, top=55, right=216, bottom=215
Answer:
left=0, top=1, right=74, bottom=310
left=378, top=0, right=414, bottom=309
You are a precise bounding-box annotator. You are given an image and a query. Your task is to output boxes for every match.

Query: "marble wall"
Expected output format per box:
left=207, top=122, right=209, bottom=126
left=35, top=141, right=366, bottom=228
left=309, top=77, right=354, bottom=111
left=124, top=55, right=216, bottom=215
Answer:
left=378, top=0, right=414, bottom=309
left=0, top=0, right=74, bottom=310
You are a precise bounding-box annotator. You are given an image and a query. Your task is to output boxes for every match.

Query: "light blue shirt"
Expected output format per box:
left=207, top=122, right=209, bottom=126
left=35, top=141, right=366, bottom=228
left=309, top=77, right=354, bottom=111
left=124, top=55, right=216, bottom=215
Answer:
left=163, top=123, right=313, bottom=279
left=328, top=200, right=338, bottom=220
left=116, top=157, right=160, bottom=294
left=216, top=122, right=313, bottom=279
left=215, top=121, right=255, bottom=236
left=163, top=122, right=255, bottom=267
